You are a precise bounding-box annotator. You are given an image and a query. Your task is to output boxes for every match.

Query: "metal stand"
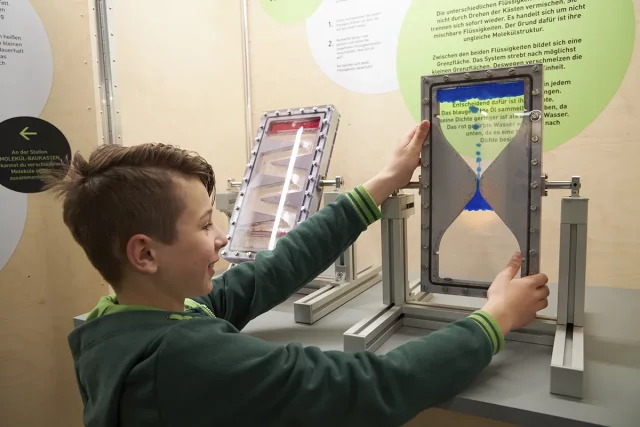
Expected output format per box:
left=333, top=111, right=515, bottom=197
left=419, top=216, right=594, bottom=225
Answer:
left=293, top=188, right=382, bottom=324
left=549, top=177, right=588, bottom=399
left=343, top=178, right=588, bottom=399
left=216, top=176, right=382, bottom=325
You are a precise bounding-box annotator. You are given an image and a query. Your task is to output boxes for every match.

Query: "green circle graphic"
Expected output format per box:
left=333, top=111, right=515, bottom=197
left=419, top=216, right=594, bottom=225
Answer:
left=397, top=0, right=636, bottom=152
left=261, top=0, right=322, bottom=24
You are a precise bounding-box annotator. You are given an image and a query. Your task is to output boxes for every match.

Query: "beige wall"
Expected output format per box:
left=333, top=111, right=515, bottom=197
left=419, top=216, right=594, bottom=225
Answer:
left=246, top=2, right=640, bottom=290
left=111, top=0, right=248, bottom=271
left=0, top=1, right=105, bottom=426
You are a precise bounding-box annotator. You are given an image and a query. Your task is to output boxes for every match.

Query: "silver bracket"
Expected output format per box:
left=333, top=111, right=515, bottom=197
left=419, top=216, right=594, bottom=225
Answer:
left=293, top=188, right=382, bottom=324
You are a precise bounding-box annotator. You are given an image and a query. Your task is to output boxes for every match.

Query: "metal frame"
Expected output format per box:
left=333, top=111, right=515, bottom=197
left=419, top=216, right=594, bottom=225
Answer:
left=344, top=63, right=587, bottom=400
left=222, top=105, right=340, bottom=265
left=421, top=64, right=544, bottom=297
left=93, top=0, right=121, bottom=144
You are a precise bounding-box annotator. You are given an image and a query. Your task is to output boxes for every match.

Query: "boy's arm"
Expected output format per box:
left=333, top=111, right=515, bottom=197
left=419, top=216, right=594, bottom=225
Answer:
left=155, top=312, right=504, bottom=427
left=196, top=120, right=431, bottom=328
left=199, top=186, right=380, bottom=330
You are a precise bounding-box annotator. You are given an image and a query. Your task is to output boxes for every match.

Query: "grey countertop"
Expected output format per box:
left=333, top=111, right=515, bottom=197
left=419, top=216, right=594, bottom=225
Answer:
left=243, top=282, right=640, bottom=427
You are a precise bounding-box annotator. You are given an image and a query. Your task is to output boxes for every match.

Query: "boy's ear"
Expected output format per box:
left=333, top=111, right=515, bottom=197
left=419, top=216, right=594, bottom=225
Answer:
left=126, top=234, right=158, bottom=274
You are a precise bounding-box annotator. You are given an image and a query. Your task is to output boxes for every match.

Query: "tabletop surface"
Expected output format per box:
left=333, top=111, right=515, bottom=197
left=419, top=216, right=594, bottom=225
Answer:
left=242, top=281, right=640, bottom=427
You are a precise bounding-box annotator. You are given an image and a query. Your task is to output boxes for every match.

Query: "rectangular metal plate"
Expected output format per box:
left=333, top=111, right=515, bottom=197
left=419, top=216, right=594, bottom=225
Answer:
left=420, top=64, right=544, bottom=297
left=222, top=105, right=339, bottom=264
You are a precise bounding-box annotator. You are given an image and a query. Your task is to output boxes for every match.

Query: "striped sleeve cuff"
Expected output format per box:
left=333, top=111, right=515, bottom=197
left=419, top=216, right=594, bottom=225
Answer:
left=468, top=310, right=505, bottom=355
left=346, top=185, right=382, bottom=227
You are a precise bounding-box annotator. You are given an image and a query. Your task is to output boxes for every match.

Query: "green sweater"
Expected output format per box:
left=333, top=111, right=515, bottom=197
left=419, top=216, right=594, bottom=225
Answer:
left=69, top=185, right=504, bottom=427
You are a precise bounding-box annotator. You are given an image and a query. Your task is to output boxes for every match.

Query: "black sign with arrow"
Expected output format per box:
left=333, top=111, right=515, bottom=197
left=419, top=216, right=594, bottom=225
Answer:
left=0, top=116, right=72, bottom=193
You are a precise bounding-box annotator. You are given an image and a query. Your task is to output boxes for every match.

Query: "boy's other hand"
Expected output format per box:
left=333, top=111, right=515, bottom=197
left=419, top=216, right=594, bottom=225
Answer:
left=481, top=252, right=550, bottom=336
left=363, top=120, right=431, bottom=206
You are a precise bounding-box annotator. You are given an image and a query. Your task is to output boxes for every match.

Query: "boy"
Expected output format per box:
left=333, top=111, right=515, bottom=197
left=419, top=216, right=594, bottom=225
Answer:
left=47, top=120, right=549, bottom=426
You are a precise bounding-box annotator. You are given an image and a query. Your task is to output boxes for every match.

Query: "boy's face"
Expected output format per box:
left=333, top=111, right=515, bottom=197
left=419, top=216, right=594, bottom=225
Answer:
left=153, top=176, right=228, bottom=297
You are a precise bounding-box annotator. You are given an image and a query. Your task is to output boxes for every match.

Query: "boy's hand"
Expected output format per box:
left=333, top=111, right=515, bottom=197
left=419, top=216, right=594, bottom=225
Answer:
left=481, top=252, right=550, bottom=335
left=363, top=120, right=431, bottom=206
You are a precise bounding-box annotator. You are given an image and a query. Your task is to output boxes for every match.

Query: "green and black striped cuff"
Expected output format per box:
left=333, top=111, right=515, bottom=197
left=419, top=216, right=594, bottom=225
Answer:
left=346, top=185, right=382, bottom=227
left=468, top=310, right=505, bottom=355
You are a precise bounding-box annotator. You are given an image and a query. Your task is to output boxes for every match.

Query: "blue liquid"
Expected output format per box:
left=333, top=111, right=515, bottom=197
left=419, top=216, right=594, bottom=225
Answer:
left=465, top=176, right=493, bottom=211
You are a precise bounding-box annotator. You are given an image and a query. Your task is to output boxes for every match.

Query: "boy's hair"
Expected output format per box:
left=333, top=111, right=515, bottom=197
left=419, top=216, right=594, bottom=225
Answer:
left=44, top=143, right=216, bottom=286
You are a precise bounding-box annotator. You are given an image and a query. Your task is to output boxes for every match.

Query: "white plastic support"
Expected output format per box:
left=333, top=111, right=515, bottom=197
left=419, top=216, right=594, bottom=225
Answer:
left=550, top=196, right=588, bottom=399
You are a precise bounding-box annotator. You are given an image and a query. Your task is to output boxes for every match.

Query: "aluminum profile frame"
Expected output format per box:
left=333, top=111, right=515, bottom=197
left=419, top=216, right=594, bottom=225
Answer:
left=94, top=0, right=121, bottom=145
left=222, top=105, right=340, bottom=265
left=420, top=64, right=544, bottom=297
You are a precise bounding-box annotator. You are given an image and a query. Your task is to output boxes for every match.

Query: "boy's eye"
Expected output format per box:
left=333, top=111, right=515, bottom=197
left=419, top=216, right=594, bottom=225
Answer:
left=203, top=222, right=213, bottom=231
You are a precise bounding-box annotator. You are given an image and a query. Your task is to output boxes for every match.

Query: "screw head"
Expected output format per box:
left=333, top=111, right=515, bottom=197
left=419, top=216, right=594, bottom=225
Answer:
left=443, top=75, right=450, bottom=81
left=529, top=250, right=538, bottom=256
left=530, top=205, right=538, bottom=211
left=533, top=65, right=540, bottom=72
left=422, top=98, right=429, bottom=105
left=532, top=89, right=540, bottom=96
left=486, top=70, right=493, bottom=76
left=287, top=109, right=292, bottom=115
left=464, top=72, right=470, bottom=79
left=313, top=107, right=318, bottom=112
left=531, top=182, right=539, bottom=189
left=531, top=159, right=539, bottom=166
left=532, top=136, right=539, bottom=143
left=509, top=68, right=516, bottom=75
